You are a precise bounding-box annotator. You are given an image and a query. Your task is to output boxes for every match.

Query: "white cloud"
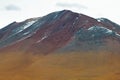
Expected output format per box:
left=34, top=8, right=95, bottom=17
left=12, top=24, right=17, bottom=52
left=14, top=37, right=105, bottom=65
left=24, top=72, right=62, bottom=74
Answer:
left=56, top=2, right=87, bottom=10
left=5, top=4, right=21, bottom=11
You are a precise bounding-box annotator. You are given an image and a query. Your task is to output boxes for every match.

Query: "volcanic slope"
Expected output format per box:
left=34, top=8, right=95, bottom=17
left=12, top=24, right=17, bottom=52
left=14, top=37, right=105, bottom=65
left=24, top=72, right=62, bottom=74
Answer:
left=0, top=10, right=120, bottom=80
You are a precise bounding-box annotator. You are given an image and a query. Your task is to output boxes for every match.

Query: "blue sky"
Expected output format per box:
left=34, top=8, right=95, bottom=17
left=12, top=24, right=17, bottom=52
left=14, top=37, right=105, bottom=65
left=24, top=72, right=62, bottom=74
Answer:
left=0, top=0, right=120, bottom=28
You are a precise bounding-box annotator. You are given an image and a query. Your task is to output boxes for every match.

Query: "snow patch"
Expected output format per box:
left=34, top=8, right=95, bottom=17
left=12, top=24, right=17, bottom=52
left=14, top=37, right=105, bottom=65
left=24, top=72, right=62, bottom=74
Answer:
left=97, top=19, right=101, bottom=22
left=106, top=29, right=112, bottom=34
left=13, top=20, right=37, bottom=34
left=97, top=18, right=104, bottom=22
left=23, top=32, right=30, bottom=35
left=36, top=36, right=48, bottom=43
left=73, top=17, right=79, bottom=25
left=73, top=22, right=75, bottom=25
left=54, top=14, right=58, bottom=19
left=76, top=17, right=79, bottom=20
left=88, top=26, right=113, bottom=34
left=23, top=20, right=36, bottom=29
left=115, top=32, right=120, bottom=37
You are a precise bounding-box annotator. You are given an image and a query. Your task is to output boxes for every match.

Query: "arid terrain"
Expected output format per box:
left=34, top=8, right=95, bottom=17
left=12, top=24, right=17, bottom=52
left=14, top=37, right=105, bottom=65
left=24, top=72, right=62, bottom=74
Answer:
left=0, top=51, right=120, bottom=80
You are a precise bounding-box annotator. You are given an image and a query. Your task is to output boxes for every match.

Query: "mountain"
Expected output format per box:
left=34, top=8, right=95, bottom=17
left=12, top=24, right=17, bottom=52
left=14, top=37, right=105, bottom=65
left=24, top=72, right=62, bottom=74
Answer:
left=0, top=10, right=120, bottom=80
left=0, top=10, right=120, bottom=54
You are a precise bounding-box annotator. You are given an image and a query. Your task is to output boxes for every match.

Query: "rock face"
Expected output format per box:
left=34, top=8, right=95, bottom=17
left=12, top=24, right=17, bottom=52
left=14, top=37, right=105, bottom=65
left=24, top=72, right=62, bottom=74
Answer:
left=0, top=10, right=120, bottom=54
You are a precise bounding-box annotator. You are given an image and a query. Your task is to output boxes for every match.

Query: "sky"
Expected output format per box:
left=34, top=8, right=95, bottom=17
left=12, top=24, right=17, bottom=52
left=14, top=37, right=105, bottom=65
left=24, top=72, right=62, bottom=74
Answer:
left=0, top=0, right=120, bottom=28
